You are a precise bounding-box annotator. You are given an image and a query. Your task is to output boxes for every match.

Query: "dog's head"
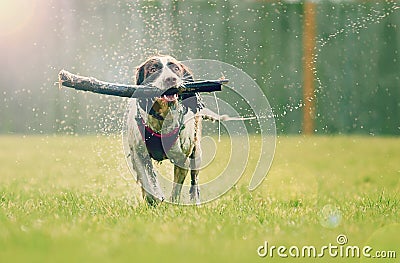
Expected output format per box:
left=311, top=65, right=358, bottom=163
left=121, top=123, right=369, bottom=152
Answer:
left=135, top=55, right=193, bottom=102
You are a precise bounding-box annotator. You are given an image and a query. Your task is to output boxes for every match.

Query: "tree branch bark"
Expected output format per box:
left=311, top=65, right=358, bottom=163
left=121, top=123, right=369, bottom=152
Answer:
left=58, top=70, right=227, bottom=98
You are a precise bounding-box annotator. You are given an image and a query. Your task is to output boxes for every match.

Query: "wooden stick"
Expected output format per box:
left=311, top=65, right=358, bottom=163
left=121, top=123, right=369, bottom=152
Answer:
left=58, top=70, right=227, bottom=98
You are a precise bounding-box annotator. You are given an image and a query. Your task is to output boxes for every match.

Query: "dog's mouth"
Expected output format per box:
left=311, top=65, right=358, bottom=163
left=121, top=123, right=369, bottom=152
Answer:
left=155, top=86, right=180, bottom=102
left=158, top=94, right=179, bottom=102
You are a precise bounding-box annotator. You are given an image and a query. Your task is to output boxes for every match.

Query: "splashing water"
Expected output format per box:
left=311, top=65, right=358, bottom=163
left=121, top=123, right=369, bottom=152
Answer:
left=53, top=1, right=399, bottom=191
left=259, top=0, right=399, bottom=124
left=317, top=0, right=399, bottom=49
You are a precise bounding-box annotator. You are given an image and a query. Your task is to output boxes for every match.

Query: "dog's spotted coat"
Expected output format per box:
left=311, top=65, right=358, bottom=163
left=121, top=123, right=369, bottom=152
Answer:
left=127, top=55, right=204, bottom=205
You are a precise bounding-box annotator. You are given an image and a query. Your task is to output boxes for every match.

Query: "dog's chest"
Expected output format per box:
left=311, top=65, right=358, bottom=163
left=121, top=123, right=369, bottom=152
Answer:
left=140, top=105, right=196, bottom=161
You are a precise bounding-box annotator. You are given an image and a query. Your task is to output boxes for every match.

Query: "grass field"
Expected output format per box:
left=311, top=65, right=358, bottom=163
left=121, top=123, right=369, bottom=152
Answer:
left=0, top=135, right=399, bottom=262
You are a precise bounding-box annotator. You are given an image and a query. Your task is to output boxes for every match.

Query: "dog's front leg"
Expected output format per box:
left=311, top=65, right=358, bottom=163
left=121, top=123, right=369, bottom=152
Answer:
left=170, top=153, right=200, bottom=204
left=171, top=165, right=188, bottom=203
left=130, top=144, right=165, bottom=206
left=167, top=142, right=191, bottom=203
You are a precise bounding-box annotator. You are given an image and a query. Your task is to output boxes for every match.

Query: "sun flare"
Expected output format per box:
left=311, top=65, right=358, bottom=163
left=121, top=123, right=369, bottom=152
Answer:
left=0, top=0, right=36, bottom=36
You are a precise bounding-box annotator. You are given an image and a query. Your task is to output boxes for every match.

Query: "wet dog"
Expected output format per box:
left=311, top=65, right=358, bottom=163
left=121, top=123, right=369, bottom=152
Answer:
left=127, top=55, right=220, bottom=205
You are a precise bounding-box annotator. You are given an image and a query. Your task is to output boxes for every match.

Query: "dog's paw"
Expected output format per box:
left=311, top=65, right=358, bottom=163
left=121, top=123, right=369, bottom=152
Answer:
left=170, top=195, right=180, bottom=204
left=144, top=193, right=164, bottom=207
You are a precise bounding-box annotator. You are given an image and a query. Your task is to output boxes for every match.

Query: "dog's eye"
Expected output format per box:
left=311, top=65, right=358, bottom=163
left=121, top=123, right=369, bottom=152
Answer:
left=172, top=66, right=180, bottom=72
left=149, top=67, right=157, bottom=74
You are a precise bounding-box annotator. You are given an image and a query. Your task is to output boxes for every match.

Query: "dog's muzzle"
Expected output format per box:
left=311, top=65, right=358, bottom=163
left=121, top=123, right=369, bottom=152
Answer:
left=159, top=93, right=179, bottom=102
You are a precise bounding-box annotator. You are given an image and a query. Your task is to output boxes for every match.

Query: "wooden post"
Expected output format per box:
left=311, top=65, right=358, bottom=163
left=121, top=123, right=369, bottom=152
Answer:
left=302, top=1, right=316, bottom=135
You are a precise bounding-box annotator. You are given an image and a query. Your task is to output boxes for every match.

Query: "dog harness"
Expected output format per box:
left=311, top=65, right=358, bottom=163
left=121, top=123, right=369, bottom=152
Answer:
left=136, top=116, right=181, bottom=161
left=135, top=94, right=202, bottom=162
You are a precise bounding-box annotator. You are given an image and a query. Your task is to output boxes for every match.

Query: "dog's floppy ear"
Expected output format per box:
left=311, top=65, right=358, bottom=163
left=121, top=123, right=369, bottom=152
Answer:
left=135, top=64, right=145, bottom=85
left=180, top=63, right=194, bottom=82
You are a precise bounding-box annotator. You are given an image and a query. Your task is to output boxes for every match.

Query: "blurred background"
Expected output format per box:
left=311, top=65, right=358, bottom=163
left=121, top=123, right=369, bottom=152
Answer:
left=0, top=0, right=399, bottom=135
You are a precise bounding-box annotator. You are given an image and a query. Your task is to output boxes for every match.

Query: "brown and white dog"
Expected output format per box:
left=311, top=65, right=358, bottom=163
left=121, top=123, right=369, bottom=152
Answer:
left=127, top=55, right=222, bottom=205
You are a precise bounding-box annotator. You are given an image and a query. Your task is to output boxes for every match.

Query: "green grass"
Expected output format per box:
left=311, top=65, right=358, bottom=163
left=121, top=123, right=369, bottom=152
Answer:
left=0, top=135, right=399, bottom=262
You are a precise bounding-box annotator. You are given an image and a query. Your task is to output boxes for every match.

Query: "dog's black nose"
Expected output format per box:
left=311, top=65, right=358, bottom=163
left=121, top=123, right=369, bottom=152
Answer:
left=165, top=77, right=177, bottom=87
